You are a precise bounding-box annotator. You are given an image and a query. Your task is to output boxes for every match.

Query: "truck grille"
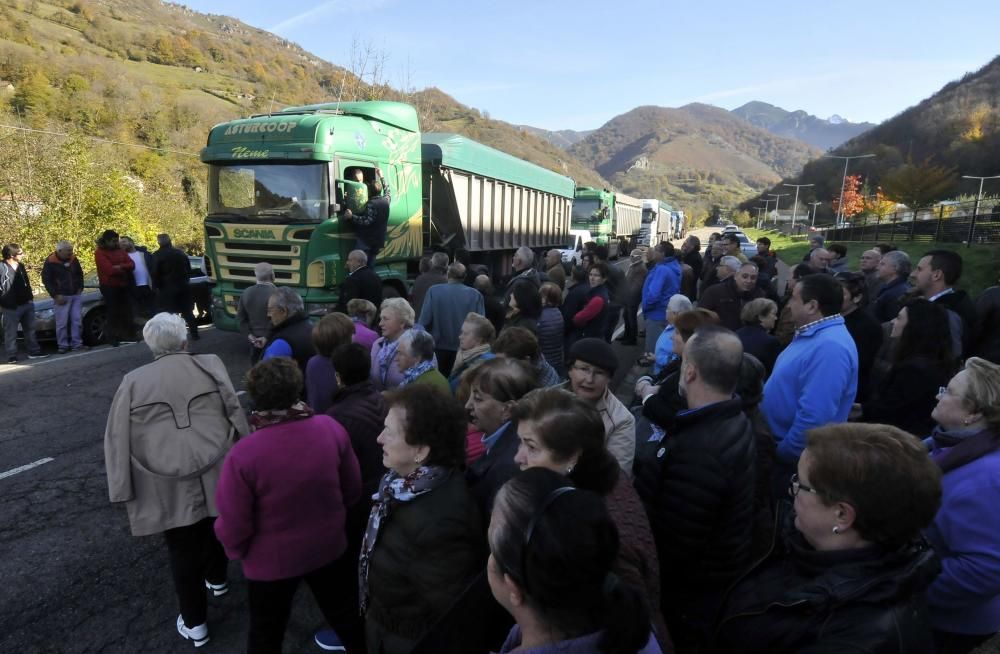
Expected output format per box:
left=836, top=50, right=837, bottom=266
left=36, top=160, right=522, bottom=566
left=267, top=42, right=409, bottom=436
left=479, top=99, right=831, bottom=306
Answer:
left=213, top=241, right=302, bottom=284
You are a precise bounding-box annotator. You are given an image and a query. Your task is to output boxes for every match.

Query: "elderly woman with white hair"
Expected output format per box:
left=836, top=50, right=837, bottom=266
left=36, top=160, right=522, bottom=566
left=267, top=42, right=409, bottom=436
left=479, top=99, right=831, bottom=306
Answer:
left=370, top=297, right=418, bottom=391
left=104, top=312, right=249, bottom=647
left=395, top=329, right=449, bottom=391
left=652, top=294, right=693, bottom=376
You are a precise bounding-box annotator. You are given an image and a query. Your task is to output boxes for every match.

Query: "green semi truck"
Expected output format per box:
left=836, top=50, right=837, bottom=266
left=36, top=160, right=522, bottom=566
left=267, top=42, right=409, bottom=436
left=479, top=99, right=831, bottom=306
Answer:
left=200, top=101, right=575, bottom=330
left=570, top=186, right=642, bottom=258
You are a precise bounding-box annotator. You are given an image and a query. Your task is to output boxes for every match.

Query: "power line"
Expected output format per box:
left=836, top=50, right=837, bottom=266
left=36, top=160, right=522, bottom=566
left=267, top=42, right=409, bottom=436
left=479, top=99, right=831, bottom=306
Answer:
left=0, top=123, right=200, bottom=157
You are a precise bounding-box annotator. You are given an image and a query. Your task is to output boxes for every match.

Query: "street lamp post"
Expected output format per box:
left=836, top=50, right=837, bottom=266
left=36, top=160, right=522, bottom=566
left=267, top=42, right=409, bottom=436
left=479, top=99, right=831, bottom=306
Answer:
left=767, top=193, right=789, bottom=227
left=961, top=174, right=1000, bottom=246
left=808, top=201, right=822, bottom=227
left=758, top=199, right=771, bottom=230
left=783, top=183, right=814, bottom=230
left=824, top=153, right=875, bottom=227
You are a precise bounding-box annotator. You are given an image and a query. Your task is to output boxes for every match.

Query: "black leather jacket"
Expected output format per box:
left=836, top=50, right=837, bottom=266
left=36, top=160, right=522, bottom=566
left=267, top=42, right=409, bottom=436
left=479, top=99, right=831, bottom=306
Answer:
left=712, top=507, right=941, bottom=654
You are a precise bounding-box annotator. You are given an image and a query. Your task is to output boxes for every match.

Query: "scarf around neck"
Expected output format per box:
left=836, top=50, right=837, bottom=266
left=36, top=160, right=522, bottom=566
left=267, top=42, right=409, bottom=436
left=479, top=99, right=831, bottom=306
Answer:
left=400, top=359, right=436, bottom=386
left=929, top=426, right=1000, bottom=473
left=376, top=334, right=402, bottom=386
left=249, top=400, right=314, bottom=431
left=358, top=466, right=451, bottom=612
left=452, top=343, right=491, bottom=374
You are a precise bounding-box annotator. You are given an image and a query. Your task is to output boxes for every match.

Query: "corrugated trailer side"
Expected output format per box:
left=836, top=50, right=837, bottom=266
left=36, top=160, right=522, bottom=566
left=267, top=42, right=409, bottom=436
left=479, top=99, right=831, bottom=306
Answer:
left=421, top=133, right=575, bottom=254
left=615, top=192, right=643, bottom=240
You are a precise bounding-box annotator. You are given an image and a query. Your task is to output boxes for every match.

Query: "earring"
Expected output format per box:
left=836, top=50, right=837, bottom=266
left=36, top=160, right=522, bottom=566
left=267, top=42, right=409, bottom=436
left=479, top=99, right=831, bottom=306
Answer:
left=566, top=465, right=574, bottom=475
left=832, top=526, right=841, bottom=535
left=964, top=418, right=971, bottom=426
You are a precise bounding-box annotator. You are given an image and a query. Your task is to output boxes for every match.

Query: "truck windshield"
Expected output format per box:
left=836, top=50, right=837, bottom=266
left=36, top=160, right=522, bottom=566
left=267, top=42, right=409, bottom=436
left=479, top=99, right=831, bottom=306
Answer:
left=572, top=199, right=603, bottom=223
left=642, top=209, right=656, bottom=224
left=208, top=163, right=328, bottom=223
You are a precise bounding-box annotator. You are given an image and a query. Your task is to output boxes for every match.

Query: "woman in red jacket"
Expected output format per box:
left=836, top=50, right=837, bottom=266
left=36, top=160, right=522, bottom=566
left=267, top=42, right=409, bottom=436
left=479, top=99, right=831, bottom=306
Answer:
left=94, top=229, right=135, bottom=346
left=569, top=262, right=610, bottom=346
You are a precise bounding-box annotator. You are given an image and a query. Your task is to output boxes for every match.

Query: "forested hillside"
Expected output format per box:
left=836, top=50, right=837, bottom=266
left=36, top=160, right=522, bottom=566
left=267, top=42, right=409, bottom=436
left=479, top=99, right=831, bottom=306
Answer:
left=569, top=103, right=821, bottom=216
left=745, top=56, right=1000, bottom=221
left=0, top=0, right=604, bottom=281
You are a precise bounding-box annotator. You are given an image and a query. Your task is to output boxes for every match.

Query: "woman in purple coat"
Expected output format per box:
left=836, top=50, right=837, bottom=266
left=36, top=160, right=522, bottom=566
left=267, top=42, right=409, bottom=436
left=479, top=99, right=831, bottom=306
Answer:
left=215, top=357, right=362, bottom=653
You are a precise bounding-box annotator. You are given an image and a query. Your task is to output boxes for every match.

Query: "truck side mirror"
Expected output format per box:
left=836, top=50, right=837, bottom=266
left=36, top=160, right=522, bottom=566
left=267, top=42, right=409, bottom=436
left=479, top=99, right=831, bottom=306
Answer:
left=334, top=179, right=369, bottom=215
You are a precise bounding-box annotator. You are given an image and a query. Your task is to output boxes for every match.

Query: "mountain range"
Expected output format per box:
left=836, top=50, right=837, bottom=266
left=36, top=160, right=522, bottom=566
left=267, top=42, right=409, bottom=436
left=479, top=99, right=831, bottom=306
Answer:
left=1, top=0, right=994, bottom=229
left=730, top=101, right=875, bottom=151
left=746, top=55, right=1000, bottom=221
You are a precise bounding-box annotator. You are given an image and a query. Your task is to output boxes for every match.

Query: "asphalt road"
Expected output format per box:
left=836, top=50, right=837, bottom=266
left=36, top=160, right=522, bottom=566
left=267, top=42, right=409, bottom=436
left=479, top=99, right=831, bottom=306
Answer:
left=0, top=261, right=645, bottom=654
left=0, top=328, right=335, bottom=653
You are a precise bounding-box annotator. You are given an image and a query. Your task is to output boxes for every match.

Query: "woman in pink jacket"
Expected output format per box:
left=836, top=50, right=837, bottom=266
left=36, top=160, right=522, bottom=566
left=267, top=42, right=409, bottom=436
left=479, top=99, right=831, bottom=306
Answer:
left=215, top=357, right=362, bottom=653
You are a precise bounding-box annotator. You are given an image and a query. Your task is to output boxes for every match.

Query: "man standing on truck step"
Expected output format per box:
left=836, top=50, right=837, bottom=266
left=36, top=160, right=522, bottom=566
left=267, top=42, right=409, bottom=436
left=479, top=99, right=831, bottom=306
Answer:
left=344, top=167, right=390, bottom=266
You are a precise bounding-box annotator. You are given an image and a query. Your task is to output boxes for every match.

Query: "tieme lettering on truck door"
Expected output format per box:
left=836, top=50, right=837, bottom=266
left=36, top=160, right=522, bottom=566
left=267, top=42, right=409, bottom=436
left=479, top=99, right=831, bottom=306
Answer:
left=200, top=102, right=576, bottom=331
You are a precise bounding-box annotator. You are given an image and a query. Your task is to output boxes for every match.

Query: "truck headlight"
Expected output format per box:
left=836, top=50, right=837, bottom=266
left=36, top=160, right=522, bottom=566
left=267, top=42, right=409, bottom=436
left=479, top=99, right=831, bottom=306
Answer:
left=307, top=260, right=326, bottom=288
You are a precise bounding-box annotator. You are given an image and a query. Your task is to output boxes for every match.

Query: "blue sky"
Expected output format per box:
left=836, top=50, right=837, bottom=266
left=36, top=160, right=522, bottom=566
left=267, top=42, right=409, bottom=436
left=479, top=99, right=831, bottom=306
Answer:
left=181, top=0, right=999, bottom=131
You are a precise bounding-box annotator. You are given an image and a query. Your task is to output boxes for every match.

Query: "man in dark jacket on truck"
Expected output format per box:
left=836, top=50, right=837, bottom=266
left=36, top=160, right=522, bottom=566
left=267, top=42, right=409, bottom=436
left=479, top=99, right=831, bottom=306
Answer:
left=344, top=167, right=391, bottom=265
left=42, top=240, right=85, bottom=354
left=635, top=325, right=756, bottom=652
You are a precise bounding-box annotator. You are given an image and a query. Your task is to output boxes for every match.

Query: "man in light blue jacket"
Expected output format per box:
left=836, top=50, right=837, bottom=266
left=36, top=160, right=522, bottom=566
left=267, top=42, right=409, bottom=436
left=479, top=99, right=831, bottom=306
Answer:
left=641, top=242, right=682, bottom=354
left=762, top=274, right=858, bottom=497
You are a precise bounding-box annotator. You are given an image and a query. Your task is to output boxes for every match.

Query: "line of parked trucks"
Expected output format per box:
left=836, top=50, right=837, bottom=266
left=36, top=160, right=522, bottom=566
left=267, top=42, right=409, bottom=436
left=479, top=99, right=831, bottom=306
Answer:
left=200, top=101, right=686, bottom=331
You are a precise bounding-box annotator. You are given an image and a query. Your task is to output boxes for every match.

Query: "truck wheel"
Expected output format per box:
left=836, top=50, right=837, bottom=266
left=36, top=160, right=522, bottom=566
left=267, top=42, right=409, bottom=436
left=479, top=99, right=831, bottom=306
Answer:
left=82, top=308, right=107, bottom=346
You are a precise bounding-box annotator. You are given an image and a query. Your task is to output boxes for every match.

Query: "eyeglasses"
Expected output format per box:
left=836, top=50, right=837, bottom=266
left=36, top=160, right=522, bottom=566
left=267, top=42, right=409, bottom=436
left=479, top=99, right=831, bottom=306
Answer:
left=570, top=363, right=610, bottom=380
left=789, top=473, right=820, bottom=498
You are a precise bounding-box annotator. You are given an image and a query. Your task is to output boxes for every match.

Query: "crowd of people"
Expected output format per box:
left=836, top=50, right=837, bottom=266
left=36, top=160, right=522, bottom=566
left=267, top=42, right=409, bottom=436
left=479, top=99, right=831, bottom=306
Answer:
left=95, top=233, right=1000, bottom=654
left=1, top=230, right=201, bottom=363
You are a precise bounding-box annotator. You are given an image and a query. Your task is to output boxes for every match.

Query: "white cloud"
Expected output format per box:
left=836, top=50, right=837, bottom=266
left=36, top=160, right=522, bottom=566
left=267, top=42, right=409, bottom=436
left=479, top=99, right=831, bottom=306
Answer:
left=269, top=0, right=389, bottom=34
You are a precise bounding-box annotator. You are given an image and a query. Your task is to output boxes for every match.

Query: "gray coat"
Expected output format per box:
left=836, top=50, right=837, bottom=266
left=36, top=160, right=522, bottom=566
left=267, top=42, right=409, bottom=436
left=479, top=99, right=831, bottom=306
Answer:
left=104, top=352, right=249, bottom=536
left=418, top=281, right=485, bottom=351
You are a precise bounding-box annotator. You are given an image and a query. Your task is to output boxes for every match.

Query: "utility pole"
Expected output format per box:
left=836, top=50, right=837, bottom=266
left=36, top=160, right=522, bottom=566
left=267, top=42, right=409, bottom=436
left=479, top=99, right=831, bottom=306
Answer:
left=758, top=199, right=771, bottom=230
left=824, top=153, right=875, bottom=227
left=808, top=201, right=822, bottom=227
left=783, top=183, right=814, bottom=231
left=767, top=193, right=789, bottom=227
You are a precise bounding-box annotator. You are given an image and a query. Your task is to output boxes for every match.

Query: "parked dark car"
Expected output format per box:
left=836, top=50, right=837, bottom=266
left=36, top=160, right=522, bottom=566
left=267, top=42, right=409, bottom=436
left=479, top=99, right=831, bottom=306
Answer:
left=25, top=256, right=213, bottom=346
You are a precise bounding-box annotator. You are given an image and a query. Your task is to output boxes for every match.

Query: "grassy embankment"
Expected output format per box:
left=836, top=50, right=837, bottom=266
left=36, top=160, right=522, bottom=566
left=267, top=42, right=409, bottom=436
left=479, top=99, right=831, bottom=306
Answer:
left=745, top=228, right=1000, bottom=297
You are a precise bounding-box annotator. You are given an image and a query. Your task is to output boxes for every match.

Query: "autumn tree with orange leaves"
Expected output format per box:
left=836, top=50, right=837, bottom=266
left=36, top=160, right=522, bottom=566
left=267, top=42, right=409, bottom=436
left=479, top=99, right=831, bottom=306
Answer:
left=832, top=174, right=865, bottom=218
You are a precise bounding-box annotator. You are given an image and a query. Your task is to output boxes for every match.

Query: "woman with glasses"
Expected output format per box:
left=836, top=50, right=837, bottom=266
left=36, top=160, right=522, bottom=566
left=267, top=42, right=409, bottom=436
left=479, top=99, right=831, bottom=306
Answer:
left=925, top=357, right=1000, bottom=654
left=713, top=423, right=942, bottom=654
left=851, top=298, right=955, bottom=436
left=487, top=467, right=662, bottom=653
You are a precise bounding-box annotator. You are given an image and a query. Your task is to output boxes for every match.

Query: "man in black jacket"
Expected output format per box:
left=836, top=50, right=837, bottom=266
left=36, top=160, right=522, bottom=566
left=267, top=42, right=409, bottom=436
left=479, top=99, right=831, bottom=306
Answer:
left=261, top=286, right=316, bottom=378
left=344, top=167, right=391, bottom=265
left=336, top=249, right=382, bottom=314
left=2, top=243, right=48, bottom=362
left=912, top=249, right=976, bottom=358
left=635, top=324, right=756, bottom=651
left=152, top=234, right=199, bottom=340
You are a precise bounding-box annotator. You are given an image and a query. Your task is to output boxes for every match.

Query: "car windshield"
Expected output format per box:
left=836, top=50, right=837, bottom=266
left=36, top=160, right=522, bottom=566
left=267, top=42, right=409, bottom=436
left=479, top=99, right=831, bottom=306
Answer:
left=572, top=199, right=603, bottom=223
left=208, top=162, right=328, bottom=223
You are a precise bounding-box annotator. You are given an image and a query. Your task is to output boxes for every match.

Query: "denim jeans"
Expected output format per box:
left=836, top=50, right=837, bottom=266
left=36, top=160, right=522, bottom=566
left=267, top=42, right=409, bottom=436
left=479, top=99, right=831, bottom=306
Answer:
left=644, top=318, right=666, bottom=354
left=2, top=302, right=39, bottom=357
left=53, top=294, right=83, bottom=349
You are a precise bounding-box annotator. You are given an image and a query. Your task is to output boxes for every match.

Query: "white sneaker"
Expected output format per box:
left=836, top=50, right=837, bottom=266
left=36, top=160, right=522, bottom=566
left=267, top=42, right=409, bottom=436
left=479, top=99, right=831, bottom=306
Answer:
left=176, top=615, right=209, bottom=647
left=205, top=579, right=229, bottom=597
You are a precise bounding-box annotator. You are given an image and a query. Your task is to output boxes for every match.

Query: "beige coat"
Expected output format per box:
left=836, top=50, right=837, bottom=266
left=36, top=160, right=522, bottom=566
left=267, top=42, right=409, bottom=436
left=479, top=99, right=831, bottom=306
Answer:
left=104, top=352, right=249, bottom=537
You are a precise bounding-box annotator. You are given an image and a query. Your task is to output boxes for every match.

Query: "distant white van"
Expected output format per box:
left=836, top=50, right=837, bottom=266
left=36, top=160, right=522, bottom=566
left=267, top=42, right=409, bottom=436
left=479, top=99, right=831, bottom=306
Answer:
left=557, top=229, right=591, bottom=267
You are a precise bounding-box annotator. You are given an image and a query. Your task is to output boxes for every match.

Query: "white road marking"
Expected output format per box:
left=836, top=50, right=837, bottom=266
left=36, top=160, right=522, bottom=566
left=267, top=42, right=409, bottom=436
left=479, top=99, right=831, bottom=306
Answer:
left=0, top=457, right=55, bottom=481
